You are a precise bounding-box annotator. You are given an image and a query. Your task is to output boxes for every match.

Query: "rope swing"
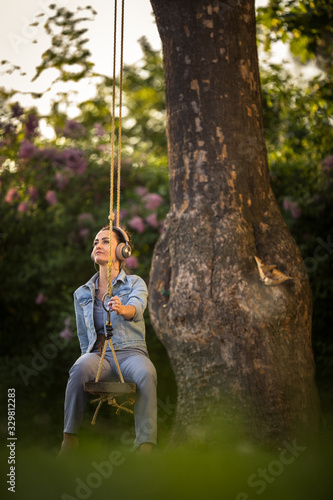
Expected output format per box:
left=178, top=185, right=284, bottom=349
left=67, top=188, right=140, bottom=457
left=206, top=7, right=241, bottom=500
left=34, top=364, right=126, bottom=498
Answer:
left=84, top=0, right=136, bottom=424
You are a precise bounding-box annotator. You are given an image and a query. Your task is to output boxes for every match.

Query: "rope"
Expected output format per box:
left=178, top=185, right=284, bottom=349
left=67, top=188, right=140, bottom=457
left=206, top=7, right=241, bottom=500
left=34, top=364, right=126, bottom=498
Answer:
left=107, top=0, right=118, bottom=297
left=116, top=0, right=125, bottom=227
left=108, top=338, right=125, bottom=383
left=94, top=336, right=109, bottom=383
left=89, top=0, right=129, bottom=426
left=91, top=399, right=104, bottom=425
left=91, top=394, right=135, bottom=425
left=94, top=0, right=126, bottom=387
left=94, top=336, right=125, bottom=384
left=107, top=0, right=125, bottom=288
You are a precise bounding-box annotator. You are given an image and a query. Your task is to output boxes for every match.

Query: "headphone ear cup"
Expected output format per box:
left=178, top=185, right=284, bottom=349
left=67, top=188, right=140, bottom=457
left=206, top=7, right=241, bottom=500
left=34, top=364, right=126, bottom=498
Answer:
left=116, top=243, right=125, bottom=261
left=115, top=242, right=131, bottom=261
left=122, top=244, right=131, bottom=259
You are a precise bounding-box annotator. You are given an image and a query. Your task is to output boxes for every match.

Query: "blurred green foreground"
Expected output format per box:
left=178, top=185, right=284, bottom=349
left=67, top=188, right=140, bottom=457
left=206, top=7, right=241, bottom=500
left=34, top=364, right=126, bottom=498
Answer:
left=1, top=422, right=333, bottom=500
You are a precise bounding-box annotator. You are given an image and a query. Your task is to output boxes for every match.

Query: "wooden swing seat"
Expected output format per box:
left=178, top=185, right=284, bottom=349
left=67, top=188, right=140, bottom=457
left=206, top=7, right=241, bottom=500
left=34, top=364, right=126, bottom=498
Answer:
left=85, top=381, right=136, bottom=420
left=85, top=381, right=136, bottom=398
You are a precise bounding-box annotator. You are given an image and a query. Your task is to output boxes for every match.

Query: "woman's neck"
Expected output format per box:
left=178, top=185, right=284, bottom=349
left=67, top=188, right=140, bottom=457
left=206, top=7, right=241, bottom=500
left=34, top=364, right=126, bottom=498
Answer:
left=98, top=263, right=119, bottom=289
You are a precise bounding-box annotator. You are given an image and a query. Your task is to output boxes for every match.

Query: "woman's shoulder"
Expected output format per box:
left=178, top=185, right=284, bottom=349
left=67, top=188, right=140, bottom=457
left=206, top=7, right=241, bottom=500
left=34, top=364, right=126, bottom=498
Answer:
left=74, top=273, right=99, bottom=298
left=123, top=273, right=147, bottom=290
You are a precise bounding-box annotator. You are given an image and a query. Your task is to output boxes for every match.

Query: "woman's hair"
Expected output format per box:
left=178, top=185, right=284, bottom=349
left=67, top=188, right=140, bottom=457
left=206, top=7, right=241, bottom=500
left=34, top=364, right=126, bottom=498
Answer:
left=96, top=225, right=132, bottom=273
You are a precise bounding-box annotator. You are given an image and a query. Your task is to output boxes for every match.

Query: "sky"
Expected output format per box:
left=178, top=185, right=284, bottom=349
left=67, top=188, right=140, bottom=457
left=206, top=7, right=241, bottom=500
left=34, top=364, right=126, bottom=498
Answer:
left=0, top=0, right=163, bottom=69
left=0, top=0, right=304, bottom=122
left=0, top=0, right=162, bottom=115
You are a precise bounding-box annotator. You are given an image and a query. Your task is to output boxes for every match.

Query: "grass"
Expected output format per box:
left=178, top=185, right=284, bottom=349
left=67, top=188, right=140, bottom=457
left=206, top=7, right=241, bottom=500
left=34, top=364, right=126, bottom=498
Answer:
left=2, top=423, right=333, bottom=500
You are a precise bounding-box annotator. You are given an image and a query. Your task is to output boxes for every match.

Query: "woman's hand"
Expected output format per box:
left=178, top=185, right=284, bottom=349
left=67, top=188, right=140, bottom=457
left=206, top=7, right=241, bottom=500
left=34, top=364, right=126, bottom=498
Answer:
left=108, top=296, right=136, bottom=320
left=109, top=296, right=122, bottom=315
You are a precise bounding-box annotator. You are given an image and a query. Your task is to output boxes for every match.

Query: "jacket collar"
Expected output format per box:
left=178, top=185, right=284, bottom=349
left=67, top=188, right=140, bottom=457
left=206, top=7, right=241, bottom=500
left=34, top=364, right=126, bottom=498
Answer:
left=85, top=269, right=127, bottom=289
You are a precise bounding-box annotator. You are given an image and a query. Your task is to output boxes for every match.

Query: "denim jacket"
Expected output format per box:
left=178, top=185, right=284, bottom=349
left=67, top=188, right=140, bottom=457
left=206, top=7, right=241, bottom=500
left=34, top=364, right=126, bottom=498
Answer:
left=73, top=270, right=148, bottom=354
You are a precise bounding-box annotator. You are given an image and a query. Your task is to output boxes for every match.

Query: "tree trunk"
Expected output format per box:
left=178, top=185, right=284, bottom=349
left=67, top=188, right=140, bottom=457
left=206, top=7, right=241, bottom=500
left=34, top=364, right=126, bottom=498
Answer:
left=149, top=0, right=320, bottom=444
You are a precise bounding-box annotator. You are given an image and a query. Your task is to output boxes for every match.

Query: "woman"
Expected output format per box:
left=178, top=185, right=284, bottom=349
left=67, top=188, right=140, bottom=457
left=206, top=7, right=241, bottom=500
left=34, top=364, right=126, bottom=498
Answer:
left=59, top=226, right=157, bottom=454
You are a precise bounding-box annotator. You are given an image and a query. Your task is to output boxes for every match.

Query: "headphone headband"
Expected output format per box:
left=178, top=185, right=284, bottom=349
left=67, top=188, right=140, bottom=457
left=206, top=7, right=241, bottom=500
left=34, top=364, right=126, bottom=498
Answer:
left=113, top=226, right=129, bottom=244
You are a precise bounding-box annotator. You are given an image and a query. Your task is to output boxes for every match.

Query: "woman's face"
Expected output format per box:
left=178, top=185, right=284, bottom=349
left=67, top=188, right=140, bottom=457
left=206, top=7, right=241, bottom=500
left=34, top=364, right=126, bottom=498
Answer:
left=92, top=229, right=118, bottom=266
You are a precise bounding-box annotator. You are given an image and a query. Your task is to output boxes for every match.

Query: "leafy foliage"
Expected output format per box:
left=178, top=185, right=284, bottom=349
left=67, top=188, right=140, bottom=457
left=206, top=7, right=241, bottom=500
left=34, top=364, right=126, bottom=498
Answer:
left=257, top=0, right=333, bottom=71
left=32, top=5, right=97, bottom=83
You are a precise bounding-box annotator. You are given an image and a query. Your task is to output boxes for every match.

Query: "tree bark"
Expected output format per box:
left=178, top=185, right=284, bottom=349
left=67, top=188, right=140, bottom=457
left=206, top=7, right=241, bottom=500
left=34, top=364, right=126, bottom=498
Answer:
left=149, top=0, right=320, bottom=444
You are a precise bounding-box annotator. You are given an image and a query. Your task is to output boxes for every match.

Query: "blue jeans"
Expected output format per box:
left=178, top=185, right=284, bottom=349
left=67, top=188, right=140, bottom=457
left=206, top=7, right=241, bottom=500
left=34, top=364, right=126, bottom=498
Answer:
left=63, top=347, right=157, bottom=447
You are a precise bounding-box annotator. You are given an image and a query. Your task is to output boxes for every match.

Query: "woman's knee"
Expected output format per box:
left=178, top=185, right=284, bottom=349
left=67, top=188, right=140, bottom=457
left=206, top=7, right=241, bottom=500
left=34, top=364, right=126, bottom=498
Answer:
left=69, top=353, right=102, bottom=382
left=135, top=361, right=157, bottom=387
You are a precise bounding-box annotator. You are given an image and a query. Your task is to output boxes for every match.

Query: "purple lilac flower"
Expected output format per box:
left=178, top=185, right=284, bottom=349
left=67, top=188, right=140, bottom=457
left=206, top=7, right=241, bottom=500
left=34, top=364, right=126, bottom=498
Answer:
left=290, top=201, right=301, bottom=219
left=144, top=193, right=163, bottom=210
left=3, top=123, right=15, bottom=135
left=94, top=123, right=106, bottom=137
left=146, top=213, right=159, bottom=228
left=129, top=215, right=145, bottom=234
left=126, top=256, right=139, bottom=269
left=64, top=148, right=87, bottom=175
left=19, top=140, right=36, bottom=159
left=55, top=172, right=69, bottom=190
left=135, top=186, right=148, bottom=197
left=79, top=227, right=90, bottom=240
left=113, top=209, right=129, bottom=223
left=40, top=148, right=65, bottom=167
left=282, top=198, right=292, bottom=211
left=59, top=317, right=73, bottom=340
left=62, top=120, right=86, bottom=139
left=78, top=212, right=94, bottom=225
left=5, top=187, right=19, bottom=203
left=11, top=103, right=24, bottom=118
left=322, top=156, right=333, bottom=171
left=45, top=190, right=58, bottom=205
left=283, top=197, right=301, bottom=219
left=119, top=209, right=129, bottom=221
left=60, top=328, right=73, bottom=340
left=35, top=293, right=48, bottom=305
left=28, top=186, right=38, bottom=202
left=17, top=201, right=29, bottom=213
left=25, top=114, right=39, bottom=138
